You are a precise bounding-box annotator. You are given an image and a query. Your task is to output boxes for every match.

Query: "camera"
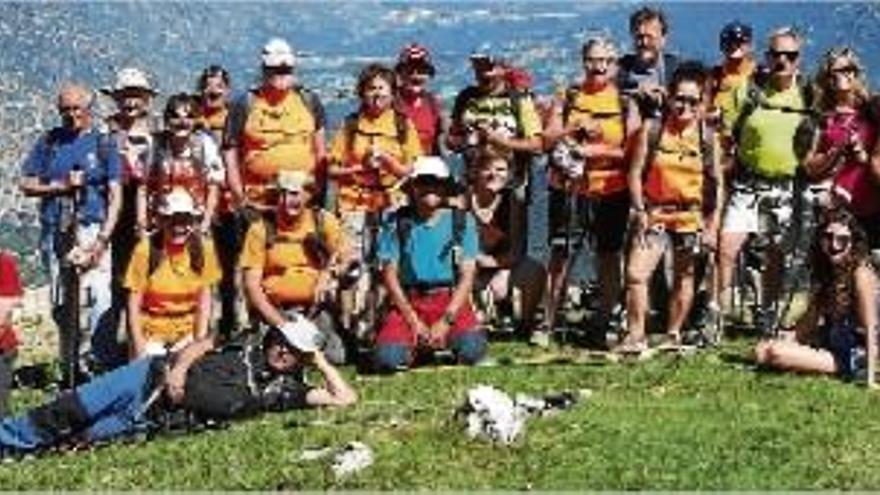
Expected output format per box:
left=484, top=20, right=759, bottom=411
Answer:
left=551, top=139, right=585, bottom=180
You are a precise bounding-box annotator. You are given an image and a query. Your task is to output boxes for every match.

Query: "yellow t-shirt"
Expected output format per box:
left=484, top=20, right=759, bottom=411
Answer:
left=644, top=122, right=709, bottom=233
left=711, top=59, right=755, bottom=136
left=328, top=109, right=422, bottom=213
left=239, top=209, right=345, bottom=307
left=124, top=238, right=222, bottom=344
left=242, top=90, right=319, bottom=207
left=552, top=84, right=627, bottom=197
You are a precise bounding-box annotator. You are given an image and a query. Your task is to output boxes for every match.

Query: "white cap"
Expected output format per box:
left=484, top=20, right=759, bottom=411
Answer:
left=278, top=316, right=323, bottom=353
left=276, top=169, right=314, bottom=192
left=102, top=67, right=157, bottom=95
left=408, top=156, right=451, bottom=181
left=262, top=38, right=296, bottom=68
left=158, top=188, right=201, bottom=217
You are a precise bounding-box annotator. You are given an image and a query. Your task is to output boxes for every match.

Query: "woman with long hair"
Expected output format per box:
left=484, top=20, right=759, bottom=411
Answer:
left=804, top=47, right=880, bottom=247
left=124, top=188, right=221, bottom=358
left=755, top=208, right=878, bottom=385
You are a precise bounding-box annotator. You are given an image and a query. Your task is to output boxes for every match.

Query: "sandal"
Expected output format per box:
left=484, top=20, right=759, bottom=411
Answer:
left=655, top=333, right=682, bottom=351
left=612, top=335, right=649, bottom=355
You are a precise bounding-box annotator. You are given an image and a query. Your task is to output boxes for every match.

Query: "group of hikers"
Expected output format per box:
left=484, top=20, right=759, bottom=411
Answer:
left=0, top=5, right=879, bottom=457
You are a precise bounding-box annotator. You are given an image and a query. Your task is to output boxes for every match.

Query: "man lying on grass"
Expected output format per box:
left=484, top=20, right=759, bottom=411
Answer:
left=0, top=316, right=357, bottom=457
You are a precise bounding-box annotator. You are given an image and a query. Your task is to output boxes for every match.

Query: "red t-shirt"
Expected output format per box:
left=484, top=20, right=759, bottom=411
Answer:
left=398, top=93, right=441, bottom=155
left=0, top=251, right=22, bottom=352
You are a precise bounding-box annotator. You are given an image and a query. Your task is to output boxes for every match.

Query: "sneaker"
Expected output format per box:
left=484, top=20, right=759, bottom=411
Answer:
left=529, top=328, right=552, bottom=348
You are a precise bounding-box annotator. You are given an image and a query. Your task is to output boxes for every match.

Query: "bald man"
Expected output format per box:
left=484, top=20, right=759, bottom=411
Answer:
left=20, top=82, right=123, bottom=385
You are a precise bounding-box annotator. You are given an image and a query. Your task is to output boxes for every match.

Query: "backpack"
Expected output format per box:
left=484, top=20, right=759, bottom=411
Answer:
left=241, top=85, right=323, bottom=129
left=452, top=86, right=526, bottom=139
left=644, top=118, right=719, bottom=213
left=262, top=208, right=331, bottom=268
left=394, top=206, right=467, bottom=287
left=731, top=69, right=817, bottom=162
left=342, top=108, right=410, bottom=158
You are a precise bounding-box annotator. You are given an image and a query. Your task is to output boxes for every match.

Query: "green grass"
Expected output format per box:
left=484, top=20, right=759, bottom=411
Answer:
left=2, top=338, right=880, bottom=490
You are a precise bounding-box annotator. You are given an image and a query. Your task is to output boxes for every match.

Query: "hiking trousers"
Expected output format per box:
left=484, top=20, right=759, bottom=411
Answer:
left=0, top=357, right=158, bottom=454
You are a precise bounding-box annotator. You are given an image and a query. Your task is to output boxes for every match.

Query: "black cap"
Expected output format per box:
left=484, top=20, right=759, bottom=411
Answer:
left=720, top=21, right=753, bottom=51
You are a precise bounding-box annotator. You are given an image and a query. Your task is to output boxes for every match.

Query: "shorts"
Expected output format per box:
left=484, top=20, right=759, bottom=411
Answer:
left=641, top=224, right=700, bottom=254
left=376, top=289, right=480, bottom=347
left=722, top=179, right=793, bottom=235
left=823, top=320, right=866, bottom=380
left=547, top=188, right=629, bottom=254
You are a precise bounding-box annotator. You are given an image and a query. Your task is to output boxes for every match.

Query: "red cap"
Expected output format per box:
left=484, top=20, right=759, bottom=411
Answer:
left=396, top=43, right=436, bottom=76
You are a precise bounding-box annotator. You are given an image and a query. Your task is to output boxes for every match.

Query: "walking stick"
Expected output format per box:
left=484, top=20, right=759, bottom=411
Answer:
left=60, top=168, right=83, bottom=388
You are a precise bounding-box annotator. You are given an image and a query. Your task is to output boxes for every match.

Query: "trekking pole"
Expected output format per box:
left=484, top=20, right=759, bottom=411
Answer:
left=544, top=181, right=587, bottom=340
left=61, top=168, right=83, bottom=389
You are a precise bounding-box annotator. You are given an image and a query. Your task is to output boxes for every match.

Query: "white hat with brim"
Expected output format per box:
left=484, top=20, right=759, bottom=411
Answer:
left=404, top=156, right=455, bottom=192
left=278, top=316, right=323, bottom=353
left=158, top=188, right=202, bottom=217
left=262, top=38, right=296, bottom=68
left=276, top=170, right=314, bottom=193
left=101, top=67, right=158, bottom=96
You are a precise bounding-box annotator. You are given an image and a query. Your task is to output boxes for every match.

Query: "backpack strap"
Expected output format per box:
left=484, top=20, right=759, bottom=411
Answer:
left=343, top=112, right=360, bottom=159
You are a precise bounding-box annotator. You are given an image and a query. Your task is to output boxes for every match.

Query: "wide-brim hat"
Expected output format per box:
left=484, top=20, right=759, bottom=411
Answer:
left=276, top=170, right=315, bottom=193
left=100, top=67, right=158, bottom=96
left=277, top=315, right=323, bottom=353
left=158, top=188, right=202, bottom=217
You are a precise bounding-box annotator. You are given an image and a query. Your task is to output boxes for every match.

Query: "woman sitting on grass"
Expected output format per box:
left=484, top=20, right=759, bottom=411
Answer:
left=755, top=208, right=878, bottom=385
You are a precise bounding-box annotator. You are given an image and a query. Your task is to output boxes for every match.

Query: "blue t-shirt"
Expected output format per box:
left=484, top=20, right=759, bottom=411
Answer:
left=377, top=208, right=479, bottom=288
left=21, top=127, right=122, bottom=227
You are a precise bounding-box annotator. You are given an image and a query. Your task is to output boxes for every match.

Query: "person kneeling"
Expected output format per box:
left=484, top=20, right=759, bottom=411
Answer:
left=125, top=188, right=221, bottom=359
left=374, top=157, right=487, bottom=371
left=754, top=208, right=878, bottom=385
left=0, top=317, right=356, bottom=457
left=240, top=170, right=353, bottom=364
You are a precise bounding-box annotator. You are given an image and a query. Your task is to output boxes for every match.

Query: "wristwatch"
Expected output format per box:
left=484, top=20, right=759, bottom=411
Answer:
left=442, top=310, right=456, bottom=326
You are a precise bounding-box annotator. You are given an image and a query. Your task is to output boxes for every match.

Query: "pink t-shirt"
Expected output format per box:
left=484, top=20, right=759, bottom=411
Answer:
left=821, top=110, right=880, bottom=217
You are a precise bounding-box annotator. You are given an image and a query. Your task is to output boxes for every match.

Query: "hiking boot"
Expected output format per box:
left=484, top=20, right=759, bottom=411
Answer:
left=752, top=306, right=774, bottom=338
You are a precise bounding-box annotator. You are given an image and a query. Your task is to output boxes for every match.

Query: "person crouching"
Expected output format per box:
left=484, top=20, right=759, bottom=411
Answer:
left=124, top=188, right=221, bottom=359
left=374, top=157, right=486, bottom=371
left=240, top=170, right=353, bottom=364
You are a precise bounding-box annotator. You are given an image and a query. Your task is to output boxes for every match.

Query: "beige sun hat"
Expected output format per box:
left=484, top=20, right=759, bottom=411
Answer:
left=101, top=67, right=157, bottom=96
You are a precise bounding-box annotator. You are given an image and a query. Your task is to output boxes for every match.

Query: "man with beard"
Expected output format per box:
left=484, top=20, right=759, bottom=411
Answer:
left=20, top=83, right=123, bottom=383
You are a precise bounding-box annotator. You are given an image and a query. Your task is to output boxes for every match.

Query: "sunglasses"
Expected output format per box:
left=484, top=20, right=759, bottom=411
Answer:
left=821, top=231, right=851, bottom=247
left=831, top=65, right=859, bottom=76
left=673, top=95, right=701, bottom=107
left=722, top=38, right=750, bottom=53
left=264, top=66, right=294, bottom=76
left=767, top=50, right=799, bottom=62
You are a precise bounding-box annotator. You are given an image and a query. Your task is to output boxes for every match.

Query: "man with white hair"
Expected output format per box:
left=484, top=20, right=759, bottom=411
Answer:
left=19, top=82, right=123, bottom=385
